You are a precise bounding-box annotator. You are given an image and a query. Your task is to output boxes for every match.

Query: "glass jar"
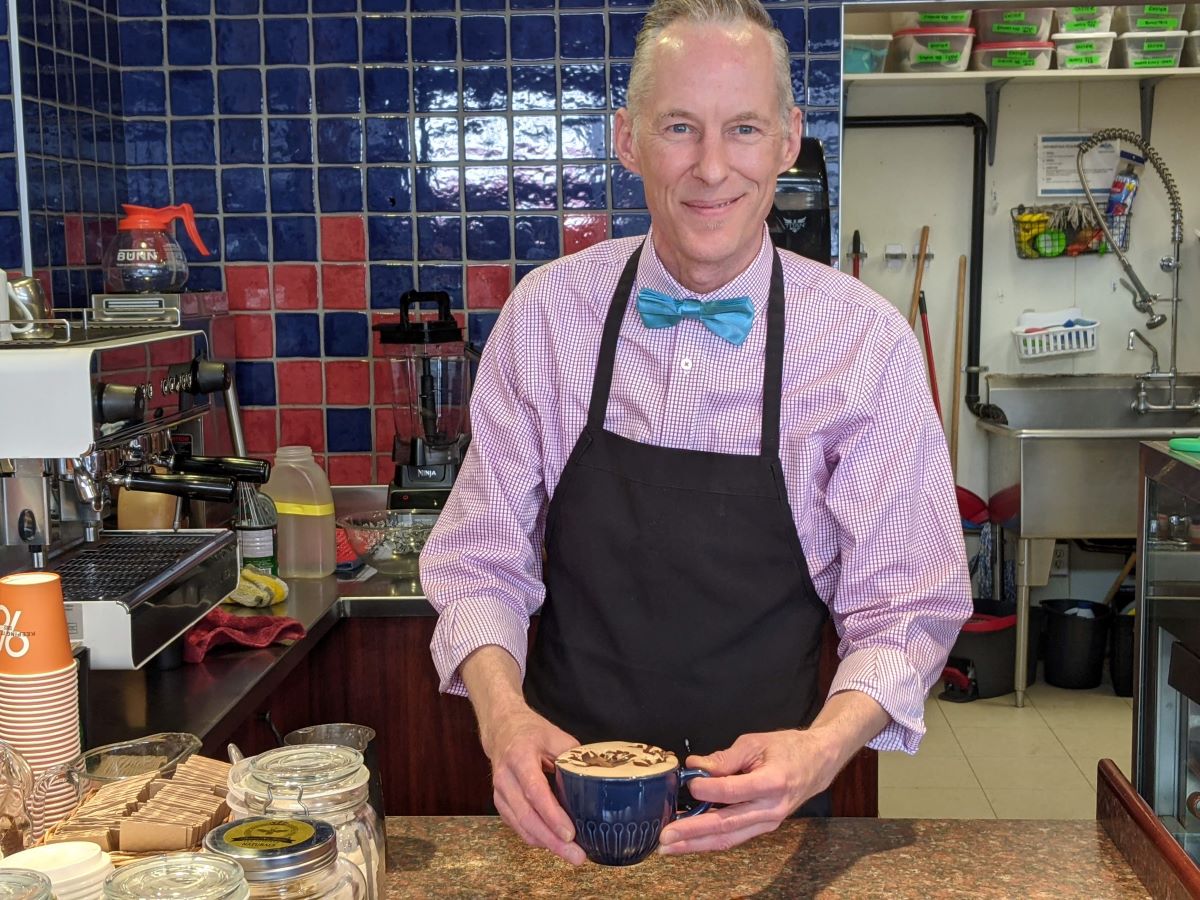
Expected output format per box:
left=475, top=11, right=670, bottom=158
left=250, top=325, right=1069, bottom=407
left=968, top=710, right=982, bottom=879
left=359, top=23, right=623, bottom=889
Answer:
left=0, top=870, right=54, bottom=900
left=225, top=746, right=383, bottom=900
left=204, top=817, right=367, bottom=899
left=102, top=853, right=249, bottom=900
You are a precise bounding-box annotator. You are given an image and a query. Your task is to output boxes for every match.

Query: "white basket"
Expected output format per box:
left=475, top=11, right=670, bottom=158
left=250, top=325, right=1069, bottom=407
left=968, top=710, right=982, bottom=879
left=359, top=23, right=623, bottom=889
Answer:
left=1012, top=321, right=1099, bottom=358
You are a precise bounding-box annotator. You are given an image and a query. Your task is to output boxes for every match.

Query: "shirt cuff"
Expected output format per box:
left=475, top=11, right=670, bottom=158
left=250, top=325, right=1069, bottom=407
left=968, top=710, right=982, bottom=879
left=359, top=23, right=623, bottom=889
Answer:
left=430, top=596, right=532, bottom=697
left=827, top=646, right=930, bottom=755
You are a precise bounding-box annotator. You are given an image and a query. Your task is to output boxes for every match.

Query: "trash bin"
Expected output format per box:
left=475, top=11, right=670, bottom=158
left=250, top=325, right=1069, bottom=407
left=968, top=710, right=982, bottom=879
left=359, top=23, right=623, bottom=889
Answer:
left=1042, top=599, right=1113, bottom=689
left=1110, top=589, right=1136, bottom=697
left=941, top=612, right=1040, bottom=700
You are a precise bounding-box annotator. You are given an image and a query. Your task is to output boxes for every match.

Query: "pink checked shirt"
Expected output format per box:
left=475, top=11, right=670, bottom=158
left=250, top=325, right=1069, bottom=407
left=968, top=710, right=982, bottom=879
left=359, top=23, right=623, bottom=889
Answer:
left=420, top=228, right=972, bottom=753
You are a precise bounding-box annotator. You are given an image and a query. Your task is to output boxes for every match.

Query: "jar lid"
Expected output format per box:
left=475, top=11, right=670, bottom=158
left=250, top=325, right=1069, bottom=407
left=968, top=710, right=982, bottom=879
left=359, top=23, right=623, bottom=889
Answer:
left=102, top=853, right=247, bottom=900
left=0, top=870, right=53, bottom=900
left=204, top=817, right=338, bottom=883
left=229, top=745, right=369, bottom=812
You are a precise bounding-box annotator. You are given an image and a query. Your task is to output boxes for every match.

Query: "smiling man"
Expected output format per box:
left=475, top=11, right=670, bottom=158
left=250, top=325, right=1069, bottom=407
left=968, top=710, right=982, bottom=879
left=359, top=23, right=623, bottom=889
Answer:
left=420, top=0, right=972, bottom=864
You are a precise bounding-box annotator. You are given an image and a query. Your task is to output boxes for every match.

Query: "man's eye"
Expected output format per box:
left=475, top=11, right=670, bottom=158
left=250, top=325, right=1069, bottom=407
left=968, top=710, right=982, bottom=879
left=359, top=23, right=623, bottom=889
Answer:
left=735, top=124, right=759, bottom=136
left=668, top=123, right=691, bottom=134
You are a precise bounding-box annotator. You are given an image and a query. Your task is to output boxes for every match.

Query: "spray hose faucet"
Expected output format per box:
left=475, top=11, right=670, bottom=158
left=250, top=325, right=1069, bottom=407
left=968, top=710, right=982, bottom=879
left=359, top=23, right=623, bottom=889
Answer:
left=1127, top=328, right=1160, bottom=374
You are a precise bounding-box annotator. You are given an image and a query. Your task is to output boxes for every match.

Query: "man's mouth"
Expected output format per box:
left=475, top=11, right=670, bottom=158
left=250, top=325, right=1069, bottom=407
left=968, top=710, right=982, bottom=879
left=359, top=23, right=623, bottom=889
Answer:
left=685, top=197, right=740, bottom=211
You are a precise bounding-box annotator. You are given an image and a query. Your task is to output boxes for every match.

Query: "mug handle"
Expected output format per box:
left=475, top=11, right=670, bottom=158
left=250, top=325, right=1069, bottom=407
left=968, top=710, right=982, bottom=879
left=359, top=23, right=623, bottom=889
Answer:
left=5, top=284, right=35, bottom=334
left=676, top=768, right=712, bottom=818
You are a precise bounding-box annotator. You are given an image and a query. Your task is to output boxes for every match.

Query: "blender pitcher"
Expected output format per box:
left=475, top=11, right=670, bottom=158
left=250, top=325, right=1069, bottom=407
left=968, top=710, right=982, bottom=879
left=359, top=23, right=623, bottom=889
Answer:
left=376, top=291, right=475, bottom=503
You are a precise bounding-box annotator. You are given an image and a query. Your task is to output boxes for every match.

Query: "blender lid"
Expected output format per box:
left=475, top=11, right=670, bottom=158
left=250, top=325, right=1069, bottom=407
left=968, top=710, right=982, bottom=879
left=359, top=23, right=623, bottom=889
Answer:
left=375, top=290, right=464, bottom=345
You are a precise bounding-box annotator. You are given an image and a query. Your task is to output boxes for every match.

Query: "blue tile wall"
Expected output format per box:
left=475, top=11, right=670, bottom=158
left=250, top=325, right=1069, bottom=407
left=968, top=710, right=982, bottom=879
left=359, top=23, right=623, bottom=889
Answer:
left=7, top=0, right=843, bottom=469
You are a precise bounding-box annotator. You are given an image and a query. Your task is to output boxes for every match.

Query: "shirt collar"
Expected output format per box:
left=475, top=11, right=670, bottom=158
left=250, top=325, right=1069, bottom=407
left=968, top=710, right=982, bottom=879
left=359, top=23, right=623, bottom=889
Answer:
left=636, top=225, right=774, bottom=313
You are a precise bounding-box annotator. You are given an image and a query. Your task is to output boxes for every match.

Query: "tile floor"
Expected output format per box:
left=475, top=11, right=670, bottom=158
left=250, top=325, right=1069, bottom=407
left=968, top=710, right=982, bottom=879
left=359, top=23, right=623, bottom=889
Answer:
left=879, top=676, right=1134, bottom=819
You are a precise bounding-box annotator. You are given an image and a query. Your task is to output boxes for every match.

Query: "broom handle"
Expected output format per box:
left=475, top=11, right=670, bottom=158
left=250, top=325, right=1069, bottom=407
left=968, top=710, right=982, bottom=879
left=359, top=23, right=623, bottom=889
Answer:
left=950, top=255, right=967, bottom=479
left=908, top=226, right=931, bottom=328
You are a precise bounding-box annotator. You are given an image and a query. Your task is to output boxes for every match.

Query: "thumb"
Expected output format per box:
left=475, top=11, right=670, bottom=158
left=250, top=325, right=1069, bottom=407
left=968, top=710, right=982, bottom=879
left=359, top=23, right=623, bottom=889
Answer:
left=686, top=737, right=760, bottom=777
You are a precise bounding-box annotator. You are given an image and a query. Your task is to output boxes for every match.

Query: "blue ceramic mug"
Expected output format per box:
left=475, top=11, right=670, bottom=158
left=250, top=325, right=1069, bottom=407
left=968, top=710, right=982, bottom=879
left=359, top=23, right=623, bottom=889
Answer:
left=553, top=741, right=711, bottom=866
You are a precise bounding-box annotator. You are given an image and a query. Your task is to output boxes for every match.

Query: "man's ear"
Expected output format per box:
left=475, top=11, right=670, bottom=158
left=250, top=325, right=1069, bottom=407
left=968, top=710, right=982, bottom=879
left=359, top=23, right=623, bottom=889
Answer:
left=777, top=106, right=804, bottom=176
left=614, top=108, right=642, bottom=176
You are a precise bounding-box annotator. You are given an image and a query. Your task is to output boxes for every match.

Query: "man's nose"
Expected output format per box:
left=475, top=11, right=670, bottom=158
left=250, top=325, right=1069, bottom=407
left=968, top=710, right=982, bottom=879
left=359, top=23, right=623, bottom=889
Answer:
left=692, top=133, right=730, bottom=184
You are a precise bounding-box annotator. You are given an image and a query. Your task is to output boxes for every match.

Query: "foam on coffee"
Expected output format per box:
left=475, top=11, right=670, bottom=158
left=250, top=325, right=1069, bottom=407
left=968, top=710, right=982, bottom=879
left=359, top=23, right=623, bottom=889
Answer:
left=555, top=741, right=677, bottom=778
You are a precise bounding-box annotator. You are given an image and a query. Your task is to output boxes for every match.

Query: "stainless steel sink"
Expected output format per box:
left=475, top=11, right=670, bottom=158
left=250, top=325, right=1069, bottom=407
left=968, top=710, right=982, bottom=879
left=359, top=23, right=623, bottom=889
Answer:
left=979, top=374, right=1200, bottom=539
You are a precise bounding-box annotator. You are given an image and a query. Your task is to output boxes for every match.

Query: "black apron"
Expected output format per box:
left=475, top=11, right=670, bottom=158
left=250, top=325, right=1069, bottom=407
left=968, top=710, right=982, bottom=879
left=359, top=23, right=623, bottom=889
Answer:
left=525, top=242, right=831, bottom=814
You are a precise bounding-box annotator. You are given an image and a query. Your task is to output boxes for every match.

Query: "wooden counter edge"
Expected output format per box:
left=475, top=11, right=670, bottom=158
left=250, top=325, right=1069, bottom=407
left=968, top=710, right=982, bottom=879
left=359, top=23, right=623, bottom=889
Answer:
left=1098, top=757, right=1200, bottom=899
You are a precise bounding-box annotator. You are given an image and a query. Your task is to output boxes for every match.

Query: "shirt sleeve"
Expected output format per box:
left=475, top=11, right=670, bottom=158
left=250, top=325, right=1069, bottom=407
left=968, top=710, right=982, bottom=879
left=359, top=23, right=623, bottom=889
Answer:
left=419, top=292, right=549, bottom=696
left=822, top=316, right=973, bottom=754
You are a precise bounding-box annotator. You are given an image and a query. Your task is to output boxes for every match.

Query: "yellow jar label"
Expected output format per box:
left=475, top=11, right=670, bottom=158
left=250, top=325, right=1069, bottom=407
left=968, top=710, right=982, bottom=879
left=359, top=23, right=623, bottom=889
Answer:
left=273, top=501, right=336, bottom=516
left=223, top=819, right=316, bottom=849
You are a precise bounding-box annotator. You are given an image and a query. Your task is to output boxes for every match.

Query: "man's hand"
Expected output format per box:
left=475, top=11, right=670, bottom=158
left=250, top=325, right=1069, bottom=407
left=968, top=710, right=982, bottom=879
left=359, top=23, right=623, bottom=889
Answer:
left=459, top=645, right=586, bottom=865
left=659, top=690, right=890, bottom=855
left=481, top=704, right=585, bottom=865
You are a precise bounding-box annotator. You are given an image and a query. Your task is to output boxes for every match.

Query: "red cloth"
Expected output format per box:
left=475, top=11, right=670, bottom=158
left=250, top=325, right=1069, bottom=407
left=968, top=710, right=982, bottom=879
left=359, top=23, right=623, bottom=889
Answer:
left=184, top=606, right=306, bottom=664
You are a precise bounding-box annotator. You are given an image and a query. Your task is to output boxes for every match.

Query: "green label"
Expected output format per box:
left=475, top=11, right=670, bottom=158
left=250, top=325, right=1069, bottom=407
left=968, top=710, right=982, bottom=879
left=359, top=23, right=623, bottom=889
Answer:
left=1065, top=20, right=1100, bottom=30
left=1003, top=10, right=1027, bottom=20
left=917, top=11, right=971, bottom=23
left=1072, top=41, right=1097, bottom=51
left=1144, top=4, right=1169, bottom=13
left=1071, top=6, right=1098, bottom=13
left=992, top=56, right=1037, bottom=67
left=916, top=51, right=960, bottom=64
left=1143, top=40, right=1167, bottom=49
left=1065, top=53, right=1102, bottom=66
left=995, top=22, right=1038, bottom=34
left=928, top=40, right=951, bottom=50
left=1136, top=16, right=1178, bottom=27
left=1132, top=55, right=1176, bottom=66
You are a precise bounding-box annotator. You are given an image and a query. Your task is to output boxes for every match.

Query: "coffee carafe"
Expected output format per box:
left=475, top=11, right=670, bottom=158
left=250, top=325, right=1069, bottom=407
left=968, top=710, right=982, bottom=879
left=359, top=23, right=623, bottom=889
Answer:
left=102, top=203, right=212, bottom=294
left=375, top=291, right=475, bottom=510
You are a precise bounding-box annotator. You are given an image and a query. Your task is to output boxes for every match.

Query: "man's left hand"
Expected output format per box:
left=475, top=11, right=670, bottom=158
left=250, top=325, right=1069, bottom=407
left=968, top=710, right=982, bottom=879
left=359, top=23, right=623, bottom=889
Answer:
left=657, top=729, right=834, bottom=855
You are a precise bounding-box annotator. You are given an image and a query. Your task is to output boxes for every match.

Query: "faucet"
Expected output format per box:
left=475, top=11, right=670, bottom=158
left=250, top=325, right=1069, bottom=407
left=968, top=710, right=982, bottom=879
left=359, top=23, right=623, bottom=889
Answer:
left=1127, top=328, right=1160, bottom=374
left=1077, top=128, right=1192, bottom=413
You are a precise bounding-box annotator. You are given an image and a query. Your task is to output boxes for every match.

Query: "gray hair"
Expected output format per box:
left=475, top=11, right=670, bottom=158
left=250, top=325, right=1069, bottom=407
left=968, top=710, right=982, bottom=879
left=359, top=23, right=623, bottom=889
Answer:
left=625, top=0, right=795, bottom=133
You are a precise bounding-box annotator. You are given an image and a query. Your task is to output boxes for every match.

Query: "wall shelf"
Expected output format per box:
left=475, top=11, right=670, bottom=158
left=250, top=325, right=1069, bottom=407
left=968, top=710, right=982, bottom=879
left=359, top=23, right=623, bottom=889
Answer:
left=843, top=69, right=1200, bottom=164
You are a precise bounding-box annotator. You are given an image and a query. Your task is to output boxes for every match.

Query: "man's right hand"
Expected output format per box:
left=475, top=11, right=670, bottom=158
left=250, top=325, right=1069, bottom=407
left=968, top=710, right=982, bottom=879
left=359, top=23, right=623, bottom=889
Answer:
left=459, top=645, right=586, bottom=865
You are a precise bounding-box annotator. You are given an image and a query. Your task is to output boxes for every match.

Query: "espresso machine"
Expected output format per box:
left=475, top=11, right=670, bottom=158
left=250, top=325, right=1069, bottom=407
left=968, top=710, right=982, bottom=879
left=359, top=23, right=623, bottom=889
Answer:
left=0, top=299, right=255, bottom=669
left=374, top=291, right=476, bottom=511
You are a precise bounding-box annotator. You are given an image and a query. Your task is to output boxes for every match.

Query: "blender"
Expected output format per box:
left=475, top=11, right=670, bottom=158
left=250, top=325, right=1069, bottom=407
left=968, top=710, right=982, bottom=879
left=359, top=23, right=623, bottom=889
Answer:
left=375, top=291, right=476, bottom=511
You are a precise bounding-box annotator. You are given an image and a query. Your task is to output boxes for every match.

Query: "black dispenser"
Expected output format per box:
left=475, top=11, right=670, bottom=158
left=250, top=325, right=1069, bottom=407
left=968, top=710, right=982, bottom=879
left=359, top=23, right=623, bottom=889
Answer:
left=768, top=136, right=832, bottom=265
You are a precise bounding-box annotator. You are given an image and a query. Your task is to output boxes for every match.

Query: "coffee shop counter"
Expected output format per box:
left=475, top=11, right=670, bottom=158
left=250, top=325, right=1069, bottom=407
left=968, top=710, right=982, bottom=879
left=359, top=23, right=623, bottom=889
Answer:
left=381, top=815, right=1149, bottom=898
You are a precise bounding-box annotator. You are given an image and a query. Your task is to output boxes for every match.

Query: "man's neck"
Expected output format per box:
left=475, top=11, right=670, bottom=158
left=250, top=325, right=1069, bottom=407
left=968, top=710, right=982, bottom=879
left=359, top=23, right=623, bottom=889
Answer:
left=649, top=230, right=767, bottom=296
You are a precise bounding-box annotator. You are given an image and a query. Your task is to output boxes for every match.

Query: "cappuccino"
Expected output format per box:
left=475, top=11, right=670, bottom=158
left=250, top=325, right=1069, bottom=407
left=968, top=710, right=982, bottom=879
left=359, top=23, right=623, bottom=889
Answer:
left=555, top=741, right=677, bottom=778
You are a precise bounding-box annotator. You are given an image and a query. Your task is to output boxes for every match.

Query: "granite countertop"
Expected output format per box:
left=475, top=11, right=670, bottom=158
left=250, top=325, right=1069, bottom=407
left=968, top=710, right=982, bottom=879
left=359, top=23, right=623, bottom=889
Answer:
left=384, top=816, right=1149, bottom=898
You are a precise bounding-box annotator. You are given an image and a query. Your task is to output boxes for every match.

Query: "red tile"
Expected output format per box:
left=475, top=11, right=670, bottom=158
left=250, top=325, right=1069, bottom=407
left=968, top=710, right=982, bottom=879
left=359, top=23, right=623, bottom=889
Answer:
left=210, top=314, right=237, bottom=359
left=321, top=264, right=367, bottom=309
left=563, top=214, right=609, bottom=255
left=467, top=265, right=512, bottom=310
left=233, top=313, right=275, bottom=359
left=370, top=312, right=401, bottom=357
left=321, top=216, right=366, bottom=262
left=150, top=335, right=195, bottom=365
left=242, top=409, right=279, bottom=453
left=374, top=407, right=396, bottom=452
left=328, top=454, right=373, bottom=485
left=272, top=264, right=319, bottom=309
left=277, top=360, right=324, bottom=405
left=325, top=359, right=370, bottom=405
left=83, top=219, right=105, bottom=264
left=280, top=408, right=326, bottom=451
left=373, top=360, right=395, bottom=405
left=374, top=454, right=393, bottom=483
left=226, top=266, right=272, bottom=311
left=64, top=215, right=85, bottom=267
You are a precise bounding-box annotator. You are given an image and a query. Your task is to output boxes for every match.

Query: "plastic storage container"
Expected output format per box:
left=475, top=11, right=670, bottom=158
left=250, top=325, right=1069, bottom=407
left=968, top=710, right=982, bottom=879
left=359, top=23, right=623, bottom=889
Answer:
left=1185, top=29, right=1200, bottom=63
left=843, top=34, right=892, bottom=72
left=1114, top=30, right=1187, bottom=66
left=103, top=854, right=250, bottom=900
left=261, top=446, right=336, bottom=579
left=1042, top=599, right=1113, bottom=689
left=1114, top=4, right=1187, bottom=31
left=974, top=7, right=1054, bottom=41
left=891, top=9, right=973, bottom=29
left=0, top=870, right=54, bottom=900
left=1052, top=30, right=1117, bottom=66
left=1055, top=5, right=1116, bottom=32
left=971, top=40, right=1054, bottom=68
left=226, top=746, right=384, bottom=899
left=892, top=27, right=976, bottom=72
left=205, top=818, right=367, bottom=900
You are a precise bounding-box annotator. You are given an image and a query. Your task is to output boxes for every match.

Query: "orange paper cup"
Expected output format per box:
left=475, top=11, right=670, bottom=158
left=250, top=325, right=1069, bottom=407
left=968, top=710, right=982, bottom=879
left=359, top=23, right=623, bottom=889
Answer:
left=0, top=572, right=73, bottom=676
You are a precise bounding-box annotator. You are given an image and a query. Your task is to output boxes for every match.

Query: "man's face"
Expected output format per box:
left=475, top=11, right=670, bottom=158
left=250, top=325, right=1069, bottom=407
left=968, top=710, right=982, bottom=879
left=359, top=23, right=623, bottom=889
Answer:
left=615, top=21, right=802, bottom=294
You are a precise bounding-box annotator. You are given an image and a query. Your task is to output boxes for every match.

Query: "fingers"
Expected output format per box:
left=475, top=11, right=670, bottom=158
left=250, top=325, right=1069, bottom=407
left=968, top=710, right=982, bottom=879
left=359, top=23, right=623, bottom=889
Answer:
left=493, top=755, right=586, bottom=865
left=658, top=798, right=784, bottom=855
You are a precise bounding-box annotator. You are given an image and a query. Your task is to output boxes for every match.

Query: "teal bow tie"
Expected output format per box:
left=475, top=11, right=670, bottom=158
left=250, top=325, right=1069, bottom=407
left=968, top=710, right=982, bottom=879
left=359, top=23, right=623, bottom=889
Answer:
left=635, top=289, right=755, bottom=346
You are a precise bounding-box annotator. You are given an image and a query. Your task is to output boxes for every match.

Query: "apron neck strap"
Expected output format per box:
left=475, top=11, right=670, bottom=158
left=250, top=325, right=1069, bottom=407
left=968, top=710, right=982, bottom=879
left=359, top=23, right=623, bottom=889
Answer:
left=588, top=239, right=786, bottom=459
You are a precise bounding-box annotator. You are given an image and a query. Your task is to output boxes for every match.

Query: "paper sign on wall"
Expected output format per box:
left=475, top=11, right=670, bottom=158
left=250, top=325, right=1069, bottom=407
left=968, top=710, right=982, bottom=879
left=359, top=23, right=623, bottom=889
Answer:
left=1037, top=133, right=1119, bottom=198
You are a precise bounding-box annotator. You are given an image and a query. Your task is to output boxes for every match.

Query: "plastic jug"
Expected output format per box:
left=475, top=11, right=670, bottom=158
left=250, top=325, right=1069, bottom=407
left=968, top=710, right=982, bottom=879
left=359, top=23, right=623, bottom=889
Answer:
left=102, top=203, right=211, bottom=293
left=261, top=447, right=336, bottom=578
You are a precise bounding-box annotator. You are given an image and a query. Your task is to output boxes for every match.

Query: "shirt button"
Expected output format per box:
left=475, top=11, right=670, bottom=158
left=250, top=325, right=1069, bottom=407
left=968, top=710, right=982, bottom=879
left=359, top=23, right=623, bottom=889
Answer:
left=680, top=357, right=693, bottom=371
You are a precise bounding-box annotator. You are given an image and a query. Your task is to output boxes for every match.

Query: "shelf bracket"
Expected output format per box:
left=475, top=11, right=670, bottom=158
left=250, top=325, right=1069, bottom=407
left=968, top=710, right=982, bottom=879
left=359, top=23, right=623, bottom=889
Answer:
left=1139, top=77, right=1166, bottom=145
left=984, top=79, right=1010, bottom=166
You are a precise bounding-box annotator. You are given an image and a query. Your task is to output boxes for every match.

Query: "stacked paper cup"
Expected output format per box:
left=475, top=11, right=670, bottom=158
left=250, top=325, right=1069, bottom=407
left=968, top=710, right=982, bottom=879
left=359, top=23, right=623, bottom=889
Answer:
left=0, top=572, right=82, bottom=839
